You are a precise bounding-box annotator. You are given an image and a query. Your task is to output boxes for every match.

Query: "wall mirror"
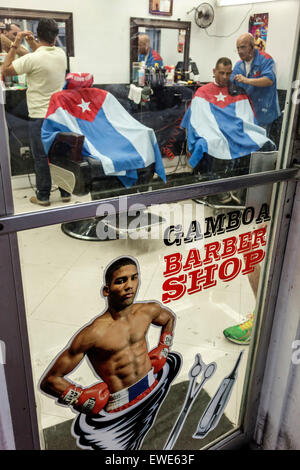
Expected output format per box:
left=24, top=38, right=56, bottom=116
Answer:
left=0, top=7, right=74, bottom=57
left=0, top=7, right=74, bottom=180
left=130, top=17, right=191, bottom=81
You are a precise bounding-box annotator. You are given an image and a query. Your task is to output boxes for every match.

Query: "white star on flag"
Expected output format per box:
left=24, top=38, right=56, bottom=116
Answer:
left=215, top=92, right=227, bottom=102
left=77, top=99, right=91, bottom=112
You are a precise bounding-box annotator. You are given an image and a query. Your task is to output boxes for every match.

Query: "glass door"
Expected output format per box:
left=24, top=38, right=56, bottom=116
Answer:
left=0, top=1, right=299, bottom=453
left=13, top=184, right=281, bottom=450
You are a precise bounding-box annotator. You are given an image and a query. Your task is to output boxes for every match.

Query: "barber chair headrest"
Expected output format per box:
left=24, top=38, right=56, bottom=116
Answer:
left=63, top=73, right=94, bottom=90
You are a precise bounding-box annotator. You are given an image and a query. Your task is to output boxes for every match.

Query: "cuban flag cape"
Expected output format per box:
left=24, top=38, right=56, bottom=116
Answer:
left=181, top=82, right=274, bottom=168
left=42, top=88, right=166, bottom=188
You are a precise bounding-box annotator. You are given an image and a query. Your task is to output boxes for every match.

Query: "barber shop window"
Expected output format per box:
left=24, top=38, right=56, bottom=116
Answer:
left=1, top=0, right=299, bottom=453
left=0, top=3, right=298, bottom=215
left=17, top=181, right=273, bottom=450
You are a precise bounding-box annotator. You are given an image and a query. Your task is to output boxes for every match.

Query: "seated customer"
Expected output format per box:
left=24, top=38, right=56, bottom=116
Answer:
left=181, top=57, right=275, bottom=205
left=138, top=34, right=163, bottom=67
left=42, top=73, right=166, bottom=189
left=181, top=57, right=274, bottom=171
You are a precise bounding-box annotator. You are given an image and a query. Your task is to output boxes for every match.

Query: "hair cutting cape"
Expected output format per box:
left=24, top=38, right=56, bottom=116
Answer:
left=181, top=82, right=275, bottom=168
left=42, top=81, right=166, bottom=188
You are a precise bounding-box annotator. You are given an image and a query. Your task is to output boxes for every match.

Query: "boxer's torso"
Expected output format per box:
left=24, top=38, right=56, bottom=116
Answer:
left=86, top=303, right=155, bottom=392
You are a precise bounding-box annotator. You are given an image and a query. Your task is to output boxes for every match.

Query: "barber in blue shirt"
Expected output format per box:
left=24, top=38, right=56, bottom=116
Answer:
left=138, top=34, right=163, bottom=67
left=231, top=33, right=280, bottom=134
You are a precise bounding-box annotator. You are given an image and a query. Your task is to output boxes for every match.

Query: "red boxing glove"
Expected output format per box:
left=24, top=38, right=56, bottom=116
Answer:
left=149, top=332, right=173, bottom=374
left=59, top=382, right=109, bottom=415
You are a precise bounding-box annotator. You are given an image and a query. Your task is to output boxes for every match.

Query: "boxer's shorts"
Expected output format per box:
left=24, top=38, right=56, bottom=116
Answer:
left=106, top=369, right=157, bottom=412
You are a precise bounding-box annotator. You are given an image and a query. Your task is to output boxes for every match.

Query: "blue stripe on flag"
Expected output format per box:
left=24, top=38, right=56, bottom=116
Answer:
left=181, top=108, right=208, bottom=167
left=78, top=109, right=146, bottom=172
left=42, top=120, right=75, bottom=154
left=209, top=102, right=260, bottom=158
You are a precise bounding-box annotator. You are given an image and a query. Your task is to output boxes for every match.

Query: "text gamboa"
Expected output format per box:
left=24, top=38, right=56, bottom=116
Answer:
left=162, top=203, right=270, bottom=304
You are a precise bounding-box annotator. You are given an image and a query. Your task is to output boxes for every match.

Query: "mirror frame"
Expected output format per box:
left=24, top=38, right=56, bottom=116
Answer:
left=0, top=7, right=74, bottom=56
left=130, top=17, right=191, bottom=81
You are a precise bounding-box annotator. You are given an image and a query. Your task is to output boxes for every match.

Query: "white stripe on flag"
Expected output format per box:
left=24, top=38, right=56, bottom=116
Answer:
left=102, top=93, right=157, bottom=167
left=235, top=99, right=270, bottom=149
left=47, top=108, right=118, bottom=175
left=191, top=97, right=231, bottom=160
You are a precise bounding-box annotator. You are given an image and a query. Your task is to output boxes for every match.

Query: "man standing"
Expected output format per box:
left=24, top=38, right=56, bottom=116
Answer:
left=2, top=18, right=70, bottom=206
left=231, top=32, right=280, bottom=133
left=40, top=256, right=175, bottom=415
left=138, top=34, right=163, bottom=67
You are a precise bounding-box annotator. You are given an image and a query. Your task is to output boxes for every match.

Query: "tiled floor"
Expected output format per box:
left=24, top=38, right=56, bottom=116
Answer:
left=13, top=182, right=259, bottom=448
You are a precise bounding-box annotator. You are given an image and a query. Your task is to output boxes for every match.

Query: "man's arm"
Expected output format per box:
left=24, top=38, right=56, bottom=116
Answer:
left=233, top=74, right=273, bottom=87
left=14, top=45, right=29, bottom=57
left=1, top=32, right=29, bottom=57
left=149, top=304, right=176, bottom=373
left=234, top=54, right=276, bottom=88
left=0, top=33, right=12, bottom=53
left=1, top=37, right=18, bottom=76
left=24, top=32, right=38, bottom=52
left=40, top=324, right=110, bottom=415
left=40, top=327, right=92, bottom=398
left=151, top=304, right=175, bottom=334
left=2, top=30, right=33, bottom=76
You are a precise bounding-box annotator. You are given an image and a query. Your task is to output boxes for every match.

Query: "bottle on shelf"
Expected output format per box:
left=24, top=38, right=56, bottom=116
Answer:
left=138, top=61, right=145, bottom=87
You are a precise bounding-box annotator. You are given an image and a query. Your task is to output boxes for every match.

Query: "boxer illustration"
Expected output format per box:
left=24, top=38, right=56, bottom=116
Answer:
left=39, top=256, right=181, bottom=450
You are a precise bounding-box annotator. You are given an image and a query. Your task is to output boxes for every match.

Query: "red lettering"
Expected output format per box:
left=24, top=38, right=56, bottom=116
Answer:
left=203, top=241, right=221, bottom=264
left=237, top=231, right=252, bottom=253
left=163, top=252, right=182, bottom=277
left=187, top=264, right=218, bottom=294
left=219, top=257, right=242, bottom=282
left=183, top=248, right=202, bottom=271
left=162, top=275, right=187, bottom=303
left=252, top=227, right=267, bottom=249
left=242, top=249, right=265, bottom=275
left=221, top=236, right=237, bottom=258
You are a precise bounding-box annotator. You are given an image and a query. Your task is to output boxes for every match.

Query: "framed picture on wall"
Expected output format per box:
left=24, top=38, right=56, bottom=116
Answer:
left=249, top=13, right=268, bottom=51
left=149, top=0, right=173, bottom=17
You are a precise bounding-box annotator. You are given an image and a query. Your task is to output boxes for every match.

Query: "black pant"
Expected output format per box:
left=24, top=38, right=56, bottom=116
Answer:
left=28, top=118, right=70, bottom=201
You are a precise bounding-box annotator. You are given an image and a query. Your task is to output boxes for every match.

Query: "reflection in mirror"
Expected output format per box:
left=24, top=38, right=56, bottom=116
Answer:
left=0, top=18, right=66, bottom=54
left=137, top=27, right=186, bottom=72
left=1, top=16, right=67, bottom=181
left=0, top=8, right=74, bottom=208
left=130, top=17, right=191, bottom=81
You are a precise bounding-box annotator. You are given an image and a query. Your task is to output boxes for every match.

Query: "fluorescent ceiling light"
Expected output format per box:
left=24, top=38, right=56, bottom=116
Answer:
left=218, top=0, right=278, bottom=5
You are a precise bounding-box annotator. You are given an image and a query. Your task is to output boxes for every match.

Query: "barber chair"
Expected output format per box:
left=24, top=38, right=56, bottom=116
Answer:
left=48, top=132, right=165, bottom=240
left=44, top=75, right=166, bottom=241
left=192, top=149, right=278, bottom=211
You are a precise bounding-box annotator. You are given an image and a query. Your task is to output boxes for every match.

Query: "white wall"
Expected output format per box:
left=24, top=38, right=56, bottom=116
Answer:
left=1, top=0, right=299, bottom=86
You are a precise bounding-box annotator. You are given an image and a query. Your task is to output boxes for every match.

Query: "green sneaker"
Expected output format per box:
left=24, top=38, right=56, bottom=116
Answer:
left=223, top=314, right=253, bottom=345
